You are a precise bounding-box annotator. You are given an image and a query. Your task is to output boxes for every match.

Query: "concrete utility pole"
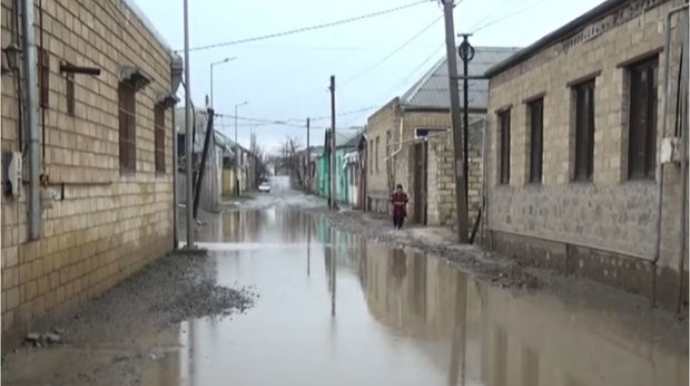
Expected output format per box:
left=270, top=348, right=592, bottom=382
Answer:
left=183, top=0, right=194, bottom=248
left=441, top=0, right=469, bottom=243
left=329, top=75, right=337, bottom=209
left=306, top=117, right=311, bottom=193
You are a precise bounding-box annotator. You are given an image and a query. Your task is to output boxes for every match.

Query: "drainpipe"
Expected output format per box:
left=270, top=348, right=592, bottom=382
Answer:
left=22, top=0, right=42, bottom=241
left=479, top=118, right=488, bottom=245
left=653, top=4, right=689, bottom=306
left=676, top=9, right=689, bottom=312
left=172, top=105, right=178, bottom=249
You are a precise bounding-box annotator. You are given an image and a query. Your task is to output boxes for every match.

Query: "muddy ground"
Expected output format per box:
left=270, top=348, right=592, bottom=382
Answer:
left=2, top=251, right=256, bottom=386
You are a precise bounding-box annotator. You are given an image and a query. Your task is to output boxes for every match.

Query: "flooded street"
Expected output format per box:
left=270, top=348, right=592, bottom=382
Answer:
left=4, top=182, right=688, bottom=386
left=149, top=183, right=687, bottom=386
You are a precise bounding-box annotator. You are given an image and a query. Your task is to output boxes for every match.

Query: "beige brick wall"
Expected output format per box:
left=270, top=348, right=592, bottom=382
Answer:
left=365, top=99, right=399, bottom=212
left=1, top=0, right=175, bottom=341
left=426, top=120, right=484, bottom=229
left=486, top=0, right=686, bottom=279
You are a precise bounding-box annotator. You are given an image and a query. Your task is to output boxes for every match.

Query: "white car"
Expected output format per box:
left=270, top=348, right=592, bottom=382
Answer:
left=258, top=182, right=271, bottom=193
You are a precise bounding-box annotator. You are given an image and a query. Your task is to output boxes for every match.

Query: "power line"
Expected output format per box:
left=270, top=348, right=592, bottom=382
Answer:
left=340, top=15, right=443, bottom=87
left=472, top=0, right=548, bottom=33
left=184, top=0, right=432, bottom=52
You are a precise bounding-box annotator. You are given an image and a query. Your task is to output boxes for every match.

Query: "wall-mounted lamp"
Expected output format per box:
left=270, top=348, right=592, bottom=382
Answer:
left=2, top=44, right=21, bottom=76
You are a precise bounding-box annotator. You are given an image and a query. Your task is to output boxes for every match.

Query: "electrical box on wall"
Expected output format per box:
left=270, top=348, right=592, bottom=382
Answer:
left=3, top=151, right=22, bottom=198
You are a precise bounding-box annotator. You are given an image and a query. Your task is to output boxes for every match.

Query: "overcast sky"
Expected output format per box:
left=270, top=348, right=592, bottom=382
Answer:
left=134, top=0, right=604, bottom=153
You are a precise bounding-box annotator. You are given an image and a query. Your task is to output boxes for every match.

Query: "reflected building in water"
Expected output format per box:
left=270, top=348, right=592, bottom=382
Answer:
left=356, top=243, right=688, bottom=386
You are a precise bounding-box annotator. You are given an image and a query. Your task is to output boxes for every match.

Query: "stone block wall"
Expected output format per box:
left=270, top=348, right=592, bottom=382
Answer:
left=1, top=0, right=175, bottom=343
left=365, top=99, right=399, bottom=213
left=426, top=119, right=484, bottom=230
left=485, top=0, right=687, bottom=306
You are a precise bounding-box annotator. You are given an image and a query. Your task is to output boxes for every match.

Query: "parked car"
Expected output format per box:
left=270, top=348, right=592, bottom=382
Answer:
left=258, top=182, right=271, bottom=193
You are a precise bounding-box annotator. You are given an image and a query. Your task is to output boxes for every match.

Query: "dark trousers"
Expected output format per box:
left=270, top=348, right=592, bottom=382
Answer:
left=393, top=212, right=405, bottom=229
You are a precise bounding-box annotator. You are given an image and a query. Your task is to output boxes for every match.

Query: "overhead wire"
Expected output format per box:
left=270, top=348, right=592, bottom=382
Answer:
left=471, top=0, right=549, bottom=33
left=184, top=0, right=432, bottom=52
left=340, top=15, right=444, bottom=87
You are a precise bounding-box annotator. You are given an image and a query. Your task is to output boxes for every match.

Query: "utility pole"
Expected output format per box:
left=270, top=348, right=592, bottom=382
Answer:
left=306, top=117, right=311, bottom=194
left=183, top=0, right=194, bottom=249
left=441, top=0, right=469, bottom=243
left=459, top=34, right=474, bottom=210
left=329, top=75, right=337, bottom=210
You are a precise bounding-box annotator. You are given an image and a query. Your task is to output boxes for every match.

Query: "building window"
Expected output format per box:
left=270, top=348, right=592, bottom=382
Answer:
left=66, top=69, right=75, bottom=116
left=498, top=110, right=511, bottom=184
left=573, top=80, right=595, bottom=181
left=154, top=104, right=166, bottom=174
left=375, top=136, right=380, bottom=172
left=628, top=58, right=658, bottom=179
left=118, top=82, right=137, bottom=173
left=528, top=99, right=544, bottom=183
left=386, top=131, right=391, bottom=157
left=38, top=48, right=50, bottom=108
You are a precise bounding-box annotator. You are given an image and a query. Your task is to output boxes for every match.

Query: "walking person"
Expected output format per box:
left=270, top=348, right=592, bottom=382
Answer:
left=390, top=184, right=408, bottom=230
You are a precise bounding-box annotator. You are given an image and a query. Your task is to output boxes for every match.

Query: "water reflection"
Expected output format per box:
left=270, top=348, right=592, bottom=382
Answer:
left=159, top=210, right=687, bottom=386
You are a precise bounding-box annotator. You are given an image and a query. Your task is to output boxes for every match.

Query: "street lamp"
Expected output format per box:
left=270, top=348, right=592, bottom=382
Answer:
left=209, top=57, right=236, bottom=108
left=234, top=101, right=249, bottom=195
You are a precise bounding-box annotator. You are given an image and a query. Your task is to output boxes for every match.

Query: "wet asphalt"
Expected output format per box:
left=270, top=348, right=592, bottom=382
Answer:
left=3, top=177, right=689, bottom=386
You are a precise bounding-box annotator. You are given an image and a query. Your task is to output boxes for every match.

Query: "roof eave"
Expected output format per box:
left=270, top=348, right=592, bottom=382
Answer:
left=485, top=0, right=632, bottom=78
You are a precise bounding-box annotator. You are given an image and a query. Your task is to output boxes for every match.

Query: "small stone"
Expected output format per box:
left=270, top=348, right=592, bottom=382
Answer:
left=45, top=333, right=61, bottom=344
left=53, top=328, right=65, bottom=335
left=150, top=354, right=157, bottom=360
left=25, top=333, right=40, bottom=343
left=34, top=342, right=43, bottom=348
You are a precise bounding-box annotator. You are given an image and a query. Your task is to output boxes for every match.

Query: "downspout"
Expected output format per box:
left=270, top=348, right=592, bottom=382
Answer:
left=676, top=9, right=688, bottom=312
left=386, top=106, right=405, bottom=192
left=172, top=104, right=178, bottom=249
left=653, top=4, right=689, bottom=306
left=22, top=0, right=42, bottom=240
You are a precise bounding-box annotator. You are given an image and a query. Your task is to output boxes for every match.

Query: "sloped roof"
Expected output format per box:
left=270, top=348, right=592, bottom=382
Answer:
left=400, top=46, right=521, bottom=110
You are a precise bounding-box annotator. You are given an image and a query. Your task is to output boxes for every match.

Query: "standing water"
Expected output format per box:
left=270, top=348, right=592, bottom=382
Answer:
left=145, top=208, right=688, bottom=386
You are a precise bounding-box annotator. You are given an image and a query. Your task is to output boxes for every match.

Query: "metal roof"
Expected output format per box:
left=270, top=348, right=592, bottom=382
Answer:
left=400, top=46, right=521, bottom=110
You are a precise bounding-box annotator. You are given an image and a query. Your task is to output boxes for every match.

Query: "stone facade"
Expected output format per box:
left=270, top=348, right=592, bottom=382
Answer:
left=365, top=98, right=399, bottom=213
left=485, top=0, right=688, bottom=307
left=426, top=119, right=484, bottom=230
left=365, top=100, right=485, bottom=228
left=1, top=0, right=176, bottom=344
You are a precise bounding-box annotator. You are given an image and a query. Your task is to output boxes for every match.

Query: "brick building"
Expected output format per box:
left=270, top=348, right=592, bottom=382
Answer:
left=364, top=47, right=519, bottom=228
left=484, top=0, right=688, bottom=308
left=1, top=0, right=180, bottom=343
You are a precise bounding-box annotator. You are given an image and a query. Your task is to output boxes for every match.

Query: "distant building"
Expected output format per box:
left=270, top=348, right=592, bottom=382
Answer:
left=484, top=0, right=688, bottom=307
left=364, top=47, right=520, bottom=228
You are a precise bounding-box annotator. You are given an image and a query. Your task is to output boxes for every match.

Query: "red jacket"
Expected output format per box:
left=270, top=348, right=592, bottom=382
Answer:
left=390, top=192, right=408, bottom=216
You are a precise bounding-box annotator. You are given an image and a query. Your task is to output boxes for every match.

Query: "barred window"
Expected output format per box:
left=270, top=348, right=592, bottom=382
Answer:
left=573, top=80, right=595, bottom=181
left=628, top=58, right=658, bottom=179
left=528, top=99, right=544, bottom=183
left=499, top=109, right=511, bottom=185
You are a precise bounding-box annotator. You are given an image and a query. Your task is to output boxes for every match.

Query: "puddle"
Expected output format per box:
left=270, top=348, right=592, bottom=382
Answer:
left=4, top=208, right=688, bottom=386
left=149, top=210, right=689, bottom=386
